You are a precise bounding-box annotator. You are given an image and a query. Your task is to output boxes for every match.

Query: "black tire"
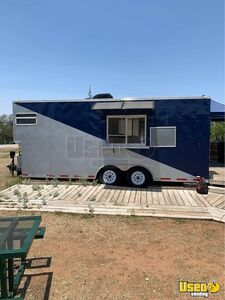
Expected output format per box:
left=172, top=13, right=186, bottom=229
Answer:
left=17, top=170, right=22, bottom=176
left=97, top=166, right=122, bottom=185
left=126, top=167, right=151, bottom=187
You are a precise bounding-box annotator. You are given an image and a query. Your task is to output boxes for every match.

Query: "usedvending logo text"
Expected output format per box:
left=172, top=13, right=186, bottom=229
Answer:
left=179, top=280, right=221, bottom=297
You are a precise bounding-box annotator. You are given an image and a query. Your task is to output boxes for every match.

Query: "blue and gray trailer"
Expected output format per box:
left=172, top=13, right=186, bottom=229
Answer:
left=13, top=94, right=211, bottom=187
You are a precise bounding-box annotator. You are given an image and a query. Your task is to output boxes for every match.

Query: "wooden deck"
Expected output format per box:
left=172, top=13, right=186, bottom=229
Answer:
left=0, top=184, right=224, bottom=222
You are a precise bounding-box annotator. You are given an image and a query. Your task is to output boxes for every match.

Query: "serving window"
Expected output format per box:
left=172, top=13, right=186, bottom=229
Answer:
left=150, top=127, right=176, bottom=147
left=107, top=115, right=146, bottom=145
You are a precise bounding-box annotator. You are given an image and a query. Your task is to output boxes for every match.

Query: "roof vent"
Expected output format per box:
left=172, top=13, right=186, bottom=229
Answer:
left=92, top=93, right=113, bottom=99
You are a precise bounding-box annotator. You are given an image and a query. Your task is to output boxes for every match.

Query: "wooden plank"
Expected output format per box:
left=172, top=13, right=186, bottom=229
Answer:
left=26, top=185, right=45, bottom=199
left=115, top=187, right=127, bottom=205
left=97, top=186, right=113, bottom=203
left=123, top=188, right=132, bottom=204
left=90, top=185, right=106, bottom=202
left=194, top=191, right=212, bottom=207
left=220, top=214, right=225, bottom=222
left=135, top=189, right=142, bottom=205
left=78, top=186, right=98, bottom=203
left=44, top=185, right=67, bottom=201
left=129, top=188, right=137, bottom=205
left=209, top=210, right=224, bottom=222
left=146, top=209, right=211, bottom=217
left=36, top=184, right=53, bottom=195
left=63, top=185, right=83, bottom=201
left=146, top=189, right=153, bottom=205
left=96, top=186, right=112, bottom=203
left=14, top=185, right=36, bottom=200
left=2, top=185, right=32, bottom=201
left=105, top=187, right=119, bottom=203
left=217, top=201, right=225, bottom=209
left=205, top=193, right=221, bottom=202
left=126, top=205, right=212, bottom=219
left=209, top=194, right=224, bottom=205
left=171, top=189, right=185, bottom=206
left=205, top=194, right=220, bottom=203
left=212, top=197, right=225, bottom=208
left=167, top=189, right=179, bottom=206
left=111, top=188, right=123, bottom=204
left=57, top=185, right=79, bottom=200
left=177, top=190, right=193, bottom=207
left=71, top=186, right=89, bottom=203
left=61, top=185, right=84, bottom=202
left=58, top=185, right=81, bottom=202
left=37, top=185, right=57, bottom=198
left=87, top=184, right=105, bottom=201
left=162, top=189, right=172, bottom=205
left=129, top=204, right=209, bottom=212
left=188, top=191, right=206, bottom=207
left=40, top=204, right=213, bottom=220
left=156, top=188, right=166, bottom=205
left=207, top=198, right=221, bottom=206
left=152, top=189, right=159, bottom=205
left=140, top=189, right=147, bottom=205
left=182, top=190, right=198, bottom=206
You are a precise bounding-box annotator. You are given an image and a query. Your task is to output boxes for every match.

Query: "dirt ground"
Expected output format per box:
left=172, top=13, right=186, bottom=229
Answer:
left=1, top=210, right=224, bottom=300
left=210, top=161, right=225, bottom=183
left=0, top=146, right=225, bottom=300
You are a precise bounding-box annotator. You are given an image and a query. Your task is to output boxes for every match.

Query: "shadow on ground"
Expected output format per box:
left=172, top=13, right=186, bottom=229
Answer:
left=16, top=257, right=53, bottom=300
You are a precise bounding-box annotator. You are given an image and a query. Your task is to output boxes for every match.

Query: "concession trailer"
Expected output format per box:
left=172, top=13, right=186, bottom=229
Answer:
left=12, top=94, right=211, bottom=187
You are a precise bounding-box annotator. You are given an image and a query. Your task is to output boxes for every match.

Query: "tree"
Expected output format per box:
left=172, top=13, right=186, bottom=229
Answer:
left=0, top=114, right=13, bottom=144
left=210, top=122, right=225, bottom=142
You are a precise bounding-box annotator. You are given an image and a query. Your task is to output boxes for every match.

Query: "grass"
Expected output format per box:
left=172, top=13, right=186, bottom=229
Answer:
left=0, top=152, right=11, bottom=159
left=2, top=176, right=23, bottom=190
left=23, top=178, right=31, bottom=185
left=88, top=204, right=94, bottom=216
left=82, top=213, right=94, bottom=219
left=173, top=218, right=187, bottom=224
left=92, top=180, right=98, bottom=186
left=129, top=214, right=139, bottom=220
left=42, top=199, right=47, bottom=205
left=79, top=177, right=89, bottom=186
left=45, top=177, right=50, bottom=185
left=32, top=185, right=43, bottom=191
left=53, top=191, right=59, bottom=198
left=52, top=178, right=59, bottom=187
left=14, top=189, right=21, bottom=197
left=89, top=196, right=96, bottom=202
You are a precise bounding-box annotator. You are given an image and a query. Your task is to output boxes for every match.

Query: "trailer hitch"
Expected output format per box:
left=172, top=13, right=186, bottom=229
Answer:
left=7, top=151, right=17, bottom=176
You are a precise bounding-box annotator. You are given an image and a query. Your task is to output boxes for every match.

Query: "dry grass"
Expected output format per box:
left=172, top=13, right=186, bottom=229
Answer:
left=0, top=146, right=21, bottom=191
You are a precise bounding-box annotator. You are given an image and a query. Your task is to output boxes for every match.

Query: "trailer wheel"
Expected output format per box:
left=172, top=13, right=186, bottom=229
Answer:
left=126, top=167, right=151, bottom=187
left=98, top=166, right=121, bottom=185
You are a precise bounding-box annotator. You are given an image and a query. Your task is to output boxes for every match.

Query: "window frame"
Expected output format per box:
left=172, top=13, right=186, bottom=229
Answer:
left=150, top=126, right=176, bottom=148
left=106, top=115, right=147, bottom=146
left=15, top=113, right=37, bottom=126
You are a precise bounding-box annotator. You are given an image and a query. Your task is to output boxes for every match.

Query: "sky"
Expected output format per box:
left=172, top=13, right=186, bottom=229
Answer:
left=0, top=0, right=224, bottom=114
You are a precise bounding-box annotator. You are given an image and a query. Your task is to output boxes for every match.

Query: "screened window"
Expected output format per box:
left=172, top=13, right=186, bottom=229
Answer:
left=107, top=116, right=146, bottom=144
left=15, top=113, right=37, bottom=125
left=150, top=127, right=176, bottom=147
